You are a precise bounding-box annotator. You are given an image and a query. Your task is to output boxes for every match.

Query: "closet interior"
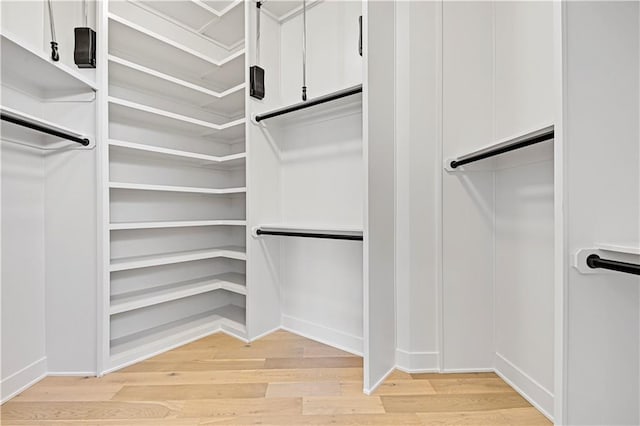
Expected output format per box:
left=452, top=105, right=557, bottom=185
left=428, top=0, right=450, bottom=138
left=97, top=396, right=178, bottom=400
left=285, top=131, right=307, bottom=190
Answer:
left=102, top=0, right=248, bottom=371
left=2, top=1, right=640, bottom=424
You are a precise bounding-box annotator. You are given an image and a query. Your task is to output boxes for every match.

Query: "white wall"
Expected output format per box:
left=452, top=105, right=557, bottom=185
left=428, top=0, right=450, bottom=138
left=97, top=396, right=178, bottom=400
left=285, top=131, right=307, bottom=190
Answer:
left=563, top=2, right=640, bottom=424
left=394, top=1, right=440, bottom=372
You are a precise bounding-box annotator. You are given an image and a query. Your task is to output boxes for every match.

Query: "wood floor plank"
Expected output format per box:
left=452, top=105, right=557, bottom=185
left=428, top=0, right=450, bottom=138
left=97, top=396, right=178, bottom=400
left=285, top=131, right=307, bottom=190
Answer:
left=429, top=377, right=516, bottom=394
left=341, top=380, right=437, bottom=396
left=122, top=359, right=266, bottom=373
left=10, top=383, right=124, bottom=402
left=0, top=401, right=179, bottom=421
left=266, top=382, right=342, bottom=398
left=112, top=383, right=267, bottom=401
left=198, top=413, right=425, bottom=425
left=264, top=356, right=363, bottom=369
left=381, top=392, right=531, bottom=413
left=411, top=372, right=498, bottom=380
left=416, top=407, right=552, bottom=425
left=303, top=396, right=386, bottom=415
left=180, top=397, right=302, bottom=417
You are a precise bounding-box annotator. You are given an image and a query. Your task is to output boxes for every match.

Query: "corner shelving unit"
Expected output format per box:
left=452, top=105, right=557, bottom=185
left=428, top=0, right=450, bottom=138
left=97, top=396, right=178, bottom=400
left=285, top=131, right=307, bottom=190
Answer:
left=101, top=0, right=248, bottom=372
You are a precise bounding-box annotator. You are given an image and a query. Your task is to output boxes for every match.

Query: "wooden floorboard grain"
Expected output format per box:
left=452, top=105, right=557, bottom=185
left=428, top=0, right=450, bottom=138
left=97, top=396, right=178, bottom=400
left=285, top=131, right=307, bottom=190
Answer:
left=0, top=331, right=551, bottom=425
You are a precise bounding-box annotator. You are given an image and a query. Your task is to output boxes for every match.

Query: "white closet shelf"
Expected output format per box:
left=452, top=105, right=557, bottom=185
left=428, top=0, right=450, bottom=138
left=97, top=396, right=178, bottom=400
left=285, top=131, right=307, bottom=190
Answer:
left=1, top=32, right=97, bottom=99
left=0, top=106, right=93, bottom=150
left=110, top=304, right=246, bottom=358
left=108, top=139, right=246, bottom=168
left=109, top=182, right=246, bottom=195
left=108, top=97, right=244, bottom=132
left=134, top=0, right=245, bottom=51
left=596, top=243, right=640, bottom=256
left=110, top=246, right=246, bottom=272
left=108, top=56, right=245, bottom=116
left=253, top=85, right=363, bottom=127
left=110, top=272, right=246, bottom=315
left=108, top=13, right=245, bottom=90
left=110, top=219, right=246, bottom=230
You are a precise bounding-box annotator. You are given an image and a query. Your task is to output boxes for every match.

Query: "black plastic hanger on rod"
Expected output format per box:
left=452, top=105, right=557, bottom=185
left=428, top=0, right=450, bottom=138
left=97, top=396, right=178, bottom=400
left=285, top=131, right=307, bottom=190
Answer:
left=301, top=0, right=307, bottom=101
left=47, top=0, right=59, bottom=61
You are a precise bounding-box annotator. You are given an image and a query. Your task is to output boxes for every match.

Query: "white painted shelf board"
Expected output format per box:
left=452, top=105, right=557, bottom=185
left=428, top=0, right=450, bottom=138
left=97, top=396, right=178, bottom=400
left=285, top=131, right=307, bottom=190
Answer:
left=1, top=31, right=97, bottom=98
left=110, top=246, right=246, bottom=272
left=108, top=13, right=245, bottom=91
left=254, top=85, right=363, bottom=127
left=447, top=124, right=555, bottom=171
left=0, top=106, right=93, bottom=150
left=255, top=224, right=364, bottom=238
left=108, top=139, right=246, bottom=168
left=108, top=56, right=245, bottom=116
left=596, top=243, right=640, bottom=256
left=109, top=181, right=246, bottom=195
left=110, top=219, right=246, bottom=230
left=110, top=272, right=246, bottom=315
left=108, top=97, right=244, bottom=131
left=137, top=0, right=245, bottom=50
left=110, top=304, right=246, bottom=357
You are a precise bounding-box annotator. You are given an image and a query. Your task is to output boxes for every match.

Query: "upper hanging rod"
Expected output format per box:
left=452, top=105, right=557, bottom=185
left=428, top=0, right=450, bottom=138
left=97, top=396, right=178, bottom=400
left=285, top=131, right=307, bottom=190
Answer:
left=1, top=111, right=90, bottom=146
left=450, top=127, right=554, bottom=169
left=587, top=254, right=640, bottom=276
left=254, top=84, right=363, bottom=123
left=256, top=229, right=363, bottom=241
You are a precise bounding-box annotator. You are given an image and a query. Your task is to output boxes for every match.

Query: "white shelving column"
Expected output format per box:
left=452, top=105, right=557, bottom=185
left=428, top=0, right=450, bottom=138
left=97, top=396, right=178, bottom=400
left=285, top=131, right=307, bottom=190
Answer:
left=100, top=0, right=247, bottom=372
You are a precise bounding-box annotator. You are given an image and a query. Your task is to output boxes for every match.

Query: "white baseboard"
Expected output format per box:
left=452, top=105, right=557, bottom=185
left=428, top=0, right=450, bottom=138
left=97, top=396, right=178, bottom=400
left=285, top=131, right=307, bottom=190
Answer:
left=1, top=356, right=47, bottom=404
left=281, top=315, right=363, bottom=356
left=248, top=325, right=281, bottom=343
left=364, top=365, right=395, bottom=395
left=494, top=352, right=554, bottom=422
left=440, top=367, right=495, bottom=373
left=395, top=349, right=439, bottom=373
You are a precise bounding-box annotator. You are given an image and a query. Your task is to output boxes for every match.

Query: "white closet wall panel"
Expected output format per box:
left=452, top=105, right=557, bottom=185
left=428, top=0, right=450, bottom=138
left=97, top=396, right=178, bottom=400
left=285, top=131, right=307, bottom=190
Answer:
left=363, top=0, right=396, bottom=392
left=564, top=2, right=640, bottom=424
left=395, top=0, right=441, bottom=372
left=1, top=144, right=46, bottom=401
left=246, top=4, right=282, bottom=340
left=44, top=147, right=98, bottom=373
left=279, top=1, right=362, bottom=105
left=492, top=1, right=555, bottom=416
left=442, top=1, right=495, bottom=370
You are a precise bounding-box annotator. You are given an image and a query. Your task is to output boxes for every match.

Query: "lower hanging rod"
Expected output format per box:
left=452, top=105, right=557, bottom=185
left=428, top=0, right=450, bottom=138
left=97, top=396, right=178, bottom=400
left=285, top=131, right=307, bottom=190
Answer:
left=587, top=254, right=640, bottom=276
left=1, top=112, right=90, bottom=146
left=256, top=229, right=363, bottom=241
left=450, top=128, right=554, bottom=169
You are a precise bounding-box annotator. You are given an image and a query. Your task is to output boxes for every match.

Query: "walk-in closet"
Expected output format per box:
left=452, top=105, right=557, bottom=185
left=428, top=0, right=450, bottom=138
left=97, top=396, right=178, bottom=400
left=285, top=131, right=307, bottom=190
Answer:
left=2, top=1, right=639, bottom=425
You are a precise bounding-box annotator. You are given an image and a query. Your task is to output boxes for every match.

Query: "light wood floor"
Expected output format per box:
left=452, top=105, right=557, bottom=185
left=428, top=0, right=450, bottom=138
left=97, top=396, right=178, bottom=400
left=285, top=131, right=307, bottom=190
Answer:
left=1, top=330, right=551, bottom=425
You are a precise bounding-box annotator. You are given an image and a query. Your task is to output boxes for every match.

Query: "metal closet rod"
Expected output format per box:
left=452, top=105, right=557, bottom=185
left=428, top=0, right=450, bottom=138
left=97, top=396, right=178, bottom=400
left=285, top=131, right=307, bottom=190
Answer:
left=1, top=113, right=90, bottom=146
left=256, top=229, right=363, bottom=241
left=450, top=129, right=554, bottom=169
left=254, top=84, right=363, bottom=123
left=587, top=254, right=640, bottom=276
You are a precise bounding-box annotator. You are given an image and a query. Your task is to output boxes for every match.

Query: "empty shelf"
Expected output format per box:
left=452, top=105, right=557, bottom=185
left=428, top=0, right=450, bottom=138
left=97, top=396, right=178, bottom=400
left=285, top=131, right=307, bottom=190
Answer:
left=108, top=96, right=244, bottom=132
left=109, top=182, right=246, bottom=195
left=110, top=219, right=246, bottom=230
left=110, top=304, right=246, bottom=358
left=1, top=32, right=97, bottom=99
left=108, top=55, right=245, bottom=116
left=596, top=243, right=640, bottom=256
left=110, top=272, right=246, bottom=314
left=109, top=139, right=246, bottom=168
left=135, top=0, right=245, bottom=50
left=109, top=13, right=245, bottom=91
left=110, top=246, right=246, bottom=272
